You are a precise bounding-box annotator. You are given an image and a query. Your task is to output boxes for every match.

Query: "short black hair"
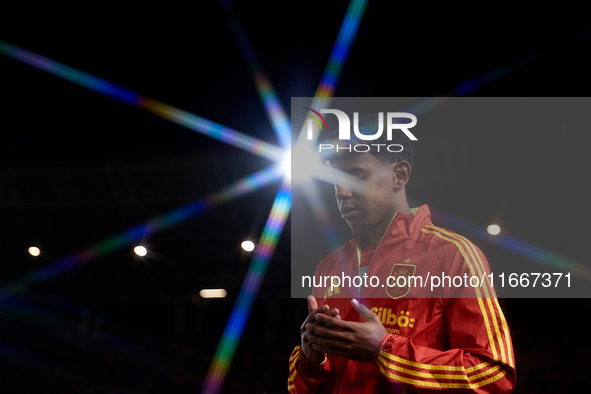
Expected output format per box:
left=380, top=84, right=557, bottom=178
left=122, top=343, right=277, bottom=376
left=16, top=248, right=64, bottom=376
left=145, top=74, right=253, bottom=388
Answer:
left=319, top=112, right=414, bottom=168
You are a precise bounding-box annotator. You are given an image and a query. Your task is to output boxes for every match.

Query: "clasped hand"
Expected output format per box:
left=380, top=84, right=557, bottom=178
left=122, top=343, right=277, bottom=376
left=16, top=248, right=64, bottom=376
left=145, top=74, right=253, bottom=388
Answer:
left=302, top=297, right=387, bottom=363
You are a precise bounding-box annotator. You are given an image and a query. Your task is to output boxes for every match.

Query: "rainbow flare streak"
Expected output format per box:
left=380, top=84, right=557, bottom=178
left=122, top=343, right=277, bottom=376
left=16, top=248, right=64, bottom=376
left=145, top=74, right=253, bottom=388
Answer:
left=222, top=0, right=291, bottom=149
left=202, top=178, right=291, bottom=394
left=202, top=1, right=369, bottom=392
left=300, top=0, right=370, bottom=253
left=0, top=165, right=283, bottom=297
left=0, top=40, right=283, bottom=162
left=312, top=0, right=369, bottom=109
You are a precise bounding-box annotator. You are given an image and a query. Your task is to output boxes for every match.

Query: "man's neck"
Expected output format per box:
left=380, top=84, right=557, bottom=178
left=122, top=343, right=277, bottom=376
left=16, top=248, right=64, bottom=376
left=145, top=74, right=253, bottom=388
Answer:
left=354, top=202, right=412, bottom=248
left=356, top=230, right=386, bottom=249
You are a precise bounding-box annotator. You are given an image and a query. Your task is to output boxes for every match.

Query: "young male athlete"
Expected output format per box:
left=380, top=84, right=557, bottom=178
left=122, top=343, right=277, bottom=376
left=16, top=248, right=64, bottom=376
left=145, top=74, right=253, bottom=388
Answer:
left=288, top=114, right=516, bottom=393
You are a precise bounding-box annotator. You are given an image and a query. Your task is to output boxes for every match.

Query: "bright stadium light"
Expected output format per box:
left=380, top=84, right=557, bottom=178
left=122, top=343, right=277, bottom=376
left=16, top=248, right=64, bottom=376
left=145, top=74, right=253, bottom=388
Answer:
left=134, top=245, right=148, bottom=256
left=487, top=224, right=501, bottom=235
left=200, top=289, right=227, bottom=298
left=290, top=142, right=326, bottom=184
left=282, top=151, right=291, bottom=179
left=28, top=246, right=40, bottom=257
left=241, top=240, right=255, bottom=252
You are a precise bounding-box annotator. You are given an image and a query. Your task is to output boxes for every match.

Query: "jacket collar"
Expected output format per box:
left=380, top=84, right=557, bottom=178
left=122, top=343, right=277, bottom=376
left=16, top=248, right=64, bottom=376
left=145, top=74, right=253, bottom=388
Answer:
left=354, top=204, right=432, bottom=249
left=391, top=204, right=431, bottom=239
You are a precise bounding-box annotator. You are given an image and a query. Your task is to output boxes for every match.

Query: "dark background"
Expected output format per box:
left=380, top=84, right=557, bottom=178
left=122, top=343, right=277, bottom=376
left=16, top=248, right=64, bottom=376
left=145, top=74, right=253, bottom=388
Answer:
left=1, top=2, right=590, bottom=393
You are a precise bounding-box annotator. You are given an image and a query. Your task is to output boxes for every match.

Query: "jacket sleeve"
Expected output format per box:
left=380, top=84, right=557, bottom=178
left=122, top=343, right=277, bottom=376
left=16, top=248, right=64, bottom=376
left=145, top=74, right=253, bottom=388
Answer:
left=373, top=234, right=516, bottom=393
left=288, top=252, right=334, bottom=393
left=288, top=345, right=332, bottom=393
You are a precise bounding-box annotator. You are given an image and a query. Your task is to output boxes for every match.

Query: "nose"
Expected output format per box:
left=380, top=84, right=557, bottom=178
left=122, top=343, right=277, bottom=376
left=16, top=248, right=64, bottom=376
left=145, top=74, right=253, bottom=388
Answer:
left=335, top=183, right=353, bottom=201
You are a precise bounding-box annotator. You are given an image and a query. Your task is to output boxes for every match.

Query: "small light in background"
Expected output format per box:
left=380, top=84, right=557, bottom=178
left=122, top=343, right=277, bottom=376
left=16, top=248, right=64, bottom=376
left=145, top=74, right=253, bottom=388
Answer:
left=241, top=240, right=255, bottom=252
left=134, top=246, right=148, bottom=256
left=199, top=289, right=227, bottom=298
left=487, top=224, right=501, bottom=235
left=28, top=246, right=40, bottom=257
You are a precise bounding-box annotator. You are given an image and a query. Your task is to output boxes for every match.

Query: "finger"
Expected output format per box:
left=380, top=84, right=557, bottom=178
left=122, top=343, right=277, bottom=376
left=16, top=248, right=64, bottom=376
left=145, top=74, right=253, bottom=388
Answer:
left=307, top=295, right=318, bottom=313
left=326, top=308, right=339, bottom=317
left=351, top=299, right=379, bottom=323
left=315, top=313, right=350, bottom=329
left=302, top=304, right=328, bottom=331
left=313, top=308, right=339, bottom=329
left=311, top=342, right=350, bottom=358
left=306, top=323, right=351, bottom=341
left=319, top=311, right=341, bottom=330
left=308, top=331, right=351, bottom=350
left=301, top=332, right=312, bottom=345
left=306, top=304, right=329, bottom=325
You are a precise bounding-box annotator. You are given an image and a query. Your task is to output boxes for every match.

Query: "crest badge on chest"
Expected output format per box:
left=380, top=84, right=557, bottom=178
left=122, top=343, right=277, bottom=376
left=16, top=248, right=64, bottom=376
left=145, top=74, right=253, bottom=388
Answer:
left=385, top=260, right=417, bottom=299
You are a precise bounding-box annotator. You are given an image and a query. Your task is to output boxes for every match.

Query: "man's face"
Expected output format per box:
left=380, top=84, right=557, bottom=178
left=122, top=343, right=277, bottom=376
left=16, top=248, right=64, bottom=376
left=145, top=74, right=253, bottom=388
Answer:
left=329, top=152, right=398, bottom=233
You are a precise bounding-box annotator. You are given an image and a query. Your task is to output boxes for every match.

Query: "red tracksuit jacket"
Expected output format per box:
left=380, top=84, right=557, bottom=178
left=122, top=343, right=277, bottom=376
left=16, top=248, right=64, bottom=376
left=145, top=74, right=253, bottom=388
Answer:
left=288, top=205, right=516, bottom=393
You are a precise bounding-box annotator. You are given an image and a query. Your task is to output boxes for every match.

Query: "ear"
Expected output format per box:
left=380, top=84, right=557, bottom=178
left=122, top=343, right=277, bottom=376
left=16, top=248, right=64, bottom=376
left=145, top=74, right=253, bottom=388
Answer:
left=392, top=161, right=411, bottom=189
